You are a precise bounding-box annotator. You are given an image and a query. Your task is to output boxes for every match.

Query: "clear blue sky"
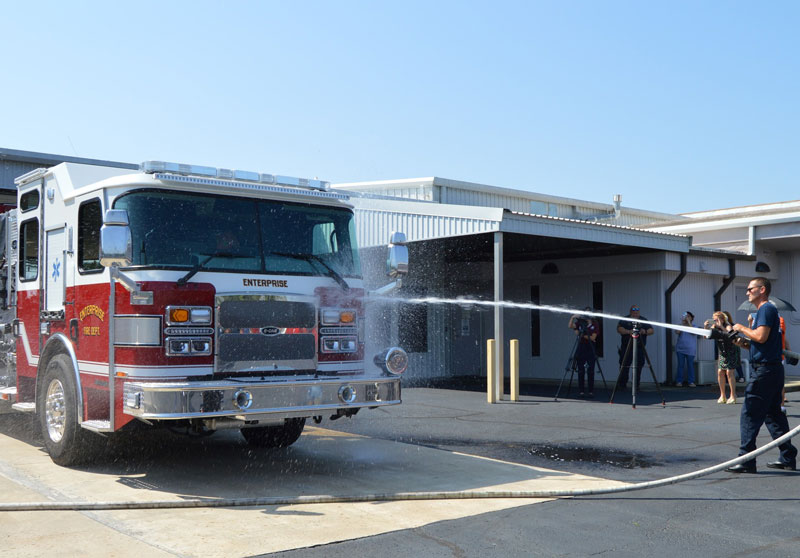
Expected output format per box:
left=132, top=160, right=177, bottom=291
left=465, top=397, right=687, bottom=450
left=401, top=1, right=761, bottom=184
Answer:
left=2, top=1, right=798, bottom=214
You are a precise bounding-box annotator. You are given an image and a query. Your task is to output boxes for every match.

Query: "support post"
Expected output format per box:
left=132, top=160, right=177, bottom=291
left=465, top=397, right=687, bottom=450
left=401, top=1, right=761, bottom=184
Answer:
left=487, top=339, right=496, bottom=403
left=494, top=232, right=504, bottom=400
left=510, top=339, right=519, bottom=401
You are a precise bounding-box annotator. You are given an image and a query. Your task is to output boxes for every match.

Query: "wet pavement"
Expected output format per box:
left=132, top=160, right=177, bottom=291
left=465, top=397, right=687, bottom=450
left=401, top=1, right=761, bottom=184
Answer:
left=325, top=380, right=792, bottom=481
left=295, top=382, right=800, bottom=557
left=2, top=381, right=799, bottom=557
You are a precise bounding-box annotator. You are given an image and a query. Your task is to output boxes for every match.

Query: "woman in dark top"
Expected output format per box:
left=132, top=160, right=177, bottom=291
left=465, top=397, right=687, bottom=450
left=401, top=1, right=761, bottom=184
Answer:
left=705, top=311, right=741, bottom=404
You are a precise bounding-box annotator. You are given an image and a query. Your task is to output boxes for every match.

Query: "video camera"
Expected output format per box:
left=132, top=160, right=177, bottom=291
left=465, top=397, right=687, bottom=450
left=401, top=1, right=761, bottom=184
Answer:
left=573, top=317, right=590, bottom=334
left=707, top=327, right=740, bottom=342
left=707, top=328, right=800, bottom=366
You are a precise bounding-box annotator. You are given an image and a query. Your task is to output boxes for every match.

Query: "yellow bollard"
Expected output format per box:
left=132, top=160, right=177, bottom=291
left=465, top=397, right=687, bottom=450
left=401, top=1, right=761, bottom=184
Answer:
left=487, top=339, right=496, bottom=403
left=510, top=339, right=519, bottom=402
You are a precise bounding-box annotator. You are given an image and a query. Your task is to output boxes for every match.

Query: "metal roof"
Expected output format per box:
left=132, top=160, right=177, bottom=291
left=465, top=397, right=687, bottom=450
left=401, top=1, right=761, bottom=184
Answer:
left=350, top=196, right=692, bottom=253
left=644, top=202, right=800, bottom=234
left=1, top=147, right=137, bottom=195
left=0, top=147, right=136, bottom=169
left=335, top=176, right=680, bottom=222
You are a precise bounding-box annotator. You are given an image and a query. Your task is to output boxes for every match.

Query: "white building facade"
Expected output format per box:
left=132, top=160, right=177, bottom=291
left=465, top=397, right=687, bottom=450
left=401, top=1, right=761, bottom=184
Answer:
left=335, top=177, right=784, bottom=387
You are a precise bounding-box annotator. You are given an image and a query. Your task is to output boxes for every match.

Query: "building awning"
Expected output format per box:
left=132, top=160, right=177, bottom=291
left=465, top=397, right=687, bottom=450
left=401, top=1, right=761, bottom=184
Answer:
left=350, top=197, right=691, bottom=255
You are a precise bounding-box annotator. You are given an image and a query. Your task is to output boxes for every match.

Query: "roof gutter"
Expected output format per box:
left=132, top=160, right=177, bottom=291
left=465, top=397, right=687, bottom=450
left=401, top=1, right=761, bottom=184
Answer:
left=714, top=259, right=737, bottom=312
left=664, top=253, right=687, bottom=384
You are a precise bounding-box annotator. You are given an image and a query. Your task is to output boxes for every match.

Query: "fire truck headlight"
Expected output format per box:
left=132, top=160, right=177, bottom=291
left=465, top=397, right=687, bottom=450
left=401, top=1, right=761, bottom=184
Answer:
left=321, top=336, right=357, bottom=353
left=166, top=337, right=212, bottom=357
left=191, top=339, right=211, bottom=355
left=167, top=339, right=191, bottom=355
left=374, top=347, right=408, bottom=376
left=189, top=307, right=212, bottom=324
left=321, top=309, right=341, bottom=324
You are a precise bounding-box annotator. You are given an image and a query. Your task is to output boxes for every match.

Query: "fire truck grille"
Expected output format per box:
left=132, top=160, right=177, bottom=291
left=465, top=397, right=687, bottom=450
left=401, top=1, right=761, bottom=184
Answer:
left=215, top=295, right=317, bottom=375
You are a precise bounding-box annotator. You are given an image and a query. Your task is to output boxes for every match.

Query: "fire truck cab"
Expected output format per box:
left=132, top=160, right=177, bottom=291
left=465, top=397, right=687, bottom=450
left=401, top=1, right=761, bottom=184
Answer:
left=0, top=161, right=408, bottom=466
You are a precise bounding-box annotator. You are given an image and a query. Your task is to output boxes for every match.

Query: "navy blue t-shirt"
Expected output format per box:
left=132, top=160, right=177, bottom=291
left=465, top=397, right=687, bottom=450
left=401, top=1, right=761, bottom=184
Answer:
left=750, top=303, right=782, bottom=363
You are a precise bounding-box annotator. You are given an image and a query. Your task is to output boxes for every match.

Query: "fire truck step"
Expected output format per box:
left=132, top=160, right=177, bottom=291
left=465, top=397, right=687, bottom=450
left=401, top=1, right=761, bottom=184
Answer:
left=10, top=402, right=35, bottom=413
left=81, top=420, right=112, bottom=433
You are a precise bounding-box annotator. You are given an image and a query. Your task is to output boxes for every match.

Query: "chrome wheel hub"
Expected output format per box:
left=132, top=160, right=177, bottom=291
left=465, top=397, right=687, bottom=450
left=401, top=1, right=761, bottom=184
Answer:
left=45, top=379, right=66, bottom=443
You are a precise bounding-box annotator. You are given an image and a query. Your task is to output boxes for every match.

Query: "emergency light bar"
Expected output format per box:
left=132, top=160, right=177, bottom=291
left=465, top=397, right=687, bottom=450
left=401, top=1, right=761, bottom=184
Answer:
left=140, top=161, right=331, bottom=192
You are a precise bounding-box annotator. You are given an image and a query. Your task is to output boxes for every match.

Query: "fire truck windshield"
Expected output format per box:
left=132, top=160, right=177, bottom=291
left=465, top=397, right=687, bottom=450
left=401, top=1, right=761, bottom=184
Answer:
left=113, top=189, right=361, bottom=278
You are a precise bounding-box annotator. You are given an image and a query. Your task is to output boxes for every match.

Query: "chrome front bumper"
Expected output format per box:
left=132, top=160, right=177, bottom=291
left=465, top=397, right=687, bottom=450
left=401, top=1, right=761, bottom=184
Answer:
left=122, top=377, right=401, bottom=420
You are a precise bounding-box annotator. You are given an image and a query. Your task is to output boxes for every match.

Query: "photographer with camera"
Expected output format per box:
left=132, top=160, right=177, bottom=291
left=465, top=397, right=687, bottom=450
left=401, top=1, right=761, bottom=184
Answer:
left=616, top=305, right=654, bottom=388
left=568, top=307, right=599, bottom=397
left=704, top=311, right=740, bottom=404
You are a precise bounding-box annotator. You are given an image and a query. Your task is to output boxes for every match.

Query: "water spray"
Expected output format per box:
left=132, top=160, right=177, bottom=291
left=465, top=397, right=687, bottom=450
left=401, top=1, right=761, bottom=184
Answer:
left=374, top=295, right=713, bottom=338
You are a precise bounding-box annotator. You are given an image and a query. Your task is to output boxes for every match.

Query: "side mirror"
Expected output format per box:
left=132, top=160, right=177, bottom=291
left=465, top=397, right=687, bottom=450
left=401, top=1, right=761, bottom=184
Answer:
left=386, top=232, right=408, bottom=278
left=100, top=209, right=132, bottom=268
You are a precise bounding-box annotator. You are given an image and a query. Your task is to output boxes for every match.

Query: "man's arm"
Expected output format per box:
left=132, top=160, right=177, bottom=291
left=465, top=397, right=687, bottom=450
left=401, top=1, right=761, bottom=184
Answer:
left=732, top=323, right=771, bottom=344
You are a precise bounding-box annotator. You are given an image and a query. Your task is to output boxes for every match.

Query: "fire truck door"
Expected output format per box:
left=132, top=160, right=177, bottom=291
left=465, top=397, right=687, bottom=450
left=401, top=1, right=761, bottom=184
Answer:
left=45, top=226, right=66, bottom=315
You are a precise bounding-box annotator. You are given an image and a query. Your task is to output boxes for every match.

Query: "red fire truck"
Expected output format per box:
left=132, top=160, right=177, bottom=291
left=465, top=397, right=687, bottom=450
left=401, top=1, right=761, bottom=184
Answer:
left=0, top=160, right=408, bottom=466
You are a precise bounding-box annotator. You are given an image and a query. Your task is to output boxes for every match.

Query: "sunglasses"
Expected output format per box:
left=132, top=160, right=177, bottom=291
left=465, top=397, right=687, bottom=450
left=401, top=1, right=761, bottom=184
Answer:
left=746, top=286, right=762, bottom=293
left=630, top=307, right=640, bottom=311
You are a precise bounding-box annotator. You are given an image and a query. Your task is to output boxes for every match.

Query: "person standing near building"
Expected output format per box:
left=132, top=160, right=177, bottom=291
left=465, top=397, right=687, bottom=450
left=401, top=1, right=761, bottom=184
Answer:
left=568, top=308, right=599, bottom=398
left=704, top=311, right=740, bottom=404
left=674, top=311, right=697, bottom=387
left=617, top=305, right=655, bottom=388
left=726, top=277, right=797, bottom=473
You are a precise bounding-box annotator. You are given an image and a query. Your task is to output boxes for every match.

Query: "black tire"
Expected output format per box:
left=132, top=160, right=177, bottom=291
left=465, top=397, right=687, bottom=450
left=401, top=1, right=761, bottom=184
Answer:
left=240, top=418, right=306, bottom=448
left=38, top=354, right=97, bottom=466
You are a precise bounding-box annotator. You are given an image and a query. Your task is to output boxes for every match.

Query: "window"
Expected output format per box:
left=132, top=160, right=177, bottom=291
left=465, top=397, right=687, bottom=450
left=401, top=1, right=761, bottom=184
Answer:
left=20, top=190, right=40, bottom=213
left=78, top=200, right=103, bottom=273
left=531, top=285, right=540, bottom=356
left=20, top=219, right=38, bottom=281
left=112, top=189, right=361, bottom=277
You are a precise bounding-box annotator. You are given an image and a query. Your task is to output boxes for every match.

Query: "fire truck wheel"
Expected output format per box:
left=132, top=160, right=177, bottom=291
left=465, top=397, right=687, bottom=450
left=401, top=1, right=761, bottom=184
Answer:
left=240, top=418, right=306, bottom=448
left=38, top=354, right=95, bottom=466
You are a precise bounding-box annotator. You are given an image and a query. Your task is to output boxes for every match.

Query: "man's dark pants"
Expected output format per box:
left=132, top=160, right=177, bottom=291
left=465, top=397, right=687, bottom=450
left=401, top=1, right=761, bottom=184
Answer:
left=739, top=363, right=798, bottom=466
left=617, top=340, right=644, bottom=388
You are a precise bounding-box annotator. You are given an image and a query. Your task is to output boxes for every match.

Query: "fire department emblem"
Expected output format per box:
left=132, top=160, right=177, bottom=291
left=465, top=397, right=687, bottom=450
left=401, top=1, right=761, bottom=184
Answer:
left=79, top=304, right=105, bottom=337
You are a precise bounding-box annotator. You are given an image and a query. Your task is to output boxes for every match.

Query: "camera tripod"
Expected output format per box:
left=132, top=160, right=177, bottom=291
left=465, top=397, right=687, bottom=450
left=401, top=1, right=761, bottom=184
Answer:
left=554, top=327, right=608, bottom=401
left=609, top=323, right=665, bottom=408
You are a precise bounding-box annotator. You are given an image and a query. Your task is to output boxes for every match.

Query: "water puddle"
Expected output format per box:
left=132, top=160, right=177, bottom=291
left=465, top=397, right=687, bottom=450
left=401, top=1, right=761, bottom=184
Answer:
left=408, top=436, right=662, bottom=470
left=527, top=444, right=658, bottom=469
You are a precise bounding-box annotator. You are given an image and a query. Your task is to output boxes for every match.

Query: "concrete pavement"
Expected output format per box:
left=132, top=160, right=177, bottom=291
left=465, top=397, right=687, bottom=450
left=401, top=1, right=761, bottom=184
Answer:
left=2, top=381, right=799, bottom=557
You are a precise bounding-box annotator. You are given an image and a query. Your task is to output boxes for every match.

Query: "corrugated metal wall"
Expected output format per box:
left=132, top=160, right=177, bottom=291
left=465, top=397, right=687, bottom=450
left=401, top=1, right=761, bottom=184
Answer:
left=370, top=185, right=436, bottom=201
left=1, top=160, right=40, bottom=192
left=342, top=179, right=678, bottom=230
left=352, top=207, right=500, bottom=248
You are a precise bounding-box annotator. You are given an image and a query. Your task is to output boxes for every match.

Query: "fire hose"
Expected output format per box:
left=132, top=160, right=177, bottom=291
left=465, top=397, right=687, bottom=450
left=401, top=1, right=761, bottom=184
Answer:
left=1, top=423, right=798, bottom=512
